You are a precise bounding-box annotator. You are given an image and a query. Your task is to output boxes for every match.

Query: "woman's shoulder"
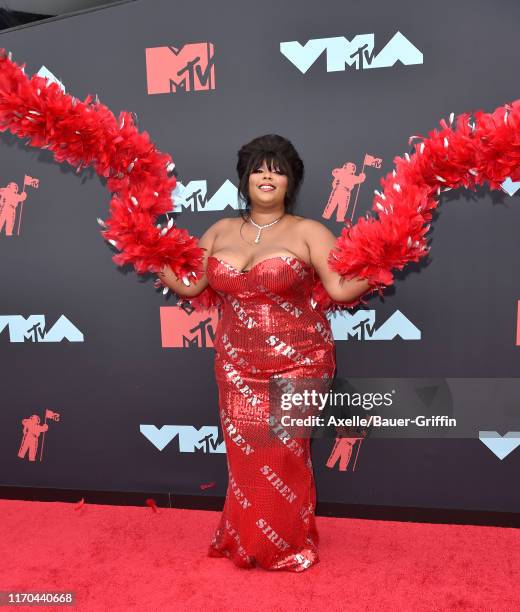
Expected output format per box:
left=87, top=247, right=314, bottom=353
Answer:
left=296, top=216, right=327, bottom=229
left=296, top=216, right=336, bottom=241
left=207, top=216, right=234, bottom=232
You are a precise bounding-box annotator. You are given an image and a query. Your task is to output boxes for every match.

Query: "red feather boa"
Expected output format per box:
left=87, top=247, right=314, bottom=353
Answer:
left=0, top=49, right=518, bottom=314
left=0, top=49, right=204, bottom=283
left=323, top=103, right=520, bottom=311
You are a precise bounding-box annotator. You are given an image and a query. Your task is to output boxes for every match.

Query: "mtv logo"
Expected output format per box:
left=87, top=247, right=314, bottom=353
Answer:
left=329, top=309, right=421, bottom=341
left=36, top=66, right=66, bottom=92
left=280, top=31, right=423, bottom=74
left=172, top=179, right=240, bottom=213
left=145, top=43, right=216, bottom=94
left=500, top=177, right=520, bottom=196
left=160, top=305, right=219, bottom=348
left=479, top=431, right=520, bottom=459
left=0, top=314, right=84, bottom=343
left=140, top=424, right=226, bottom=453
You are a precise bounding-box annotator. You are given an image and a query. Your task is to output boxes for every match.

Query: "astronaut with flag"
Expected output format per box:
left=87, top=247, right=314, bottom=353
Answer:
left=17, top=408, right=59, bottom=462
left=0, top=175, right=39, bottom=236
left=322, top=154, right=382, bottom=223
left=322, top=162, right=366, bottom=223
left=17, top=415, right=48, bottom=462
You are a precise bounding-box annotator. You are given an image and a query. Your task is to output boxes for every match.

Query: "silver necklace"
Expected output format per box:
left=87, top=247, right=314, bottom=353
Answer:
left=248, top=213, right=285, bottom=243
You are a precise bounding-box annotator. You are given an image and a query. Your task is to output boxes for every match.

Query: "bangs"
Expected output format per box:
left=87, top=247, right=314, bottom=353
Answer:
left=247, top=151, right=290, bottom=176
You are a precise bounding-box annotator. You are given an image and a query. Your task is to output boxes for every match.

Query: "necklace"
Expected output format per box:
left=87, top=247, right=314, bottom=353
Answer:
left=248, top=213, right=285, bottom=243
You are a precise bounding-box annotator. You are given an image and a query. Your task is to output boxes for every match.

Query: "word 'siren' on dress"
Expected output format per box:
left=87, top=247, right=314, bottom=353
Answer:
left=206, top=254, right=336, bottom=572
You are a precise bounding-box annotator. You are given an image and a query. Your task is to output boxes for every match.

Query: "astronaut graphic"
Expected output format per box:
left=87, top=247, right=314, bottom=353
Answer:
left=0, top=175, right=39, bottom=236
left=323, top=154, right=382, bottom=223
left=323, top=162, right=366, bottom=223
left=17, top=408, right=60, bottom=462
left=325, top=431, right=367, bottom=472
left=0, top=182, right=26, bottom=235
left=18, top=415, right=48, bottom=462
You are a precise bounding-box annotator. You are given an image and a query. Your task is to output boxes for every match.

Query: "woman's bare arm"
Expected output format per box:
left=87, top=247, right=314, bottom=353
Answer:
left=157, top=218, right=225, bottom=297
left=300, top=218, right=371, bottom=303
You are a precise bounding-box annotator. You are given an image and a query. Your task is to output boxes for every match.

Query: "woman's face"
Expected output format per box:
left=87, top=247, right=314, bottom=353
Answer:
left=248, top=159, right=288, bottom=208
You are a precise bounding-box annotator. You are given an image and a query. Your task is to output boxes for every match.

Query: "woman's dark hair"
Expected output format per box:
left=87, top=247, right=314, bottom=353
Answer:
left=236, top=134, right=304, bottom=220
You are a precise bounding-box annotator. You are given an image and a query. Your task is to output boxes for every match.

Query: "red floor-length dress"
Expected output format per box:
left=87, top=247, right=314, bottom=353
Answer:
left=205, top=254, right=336, bottom=571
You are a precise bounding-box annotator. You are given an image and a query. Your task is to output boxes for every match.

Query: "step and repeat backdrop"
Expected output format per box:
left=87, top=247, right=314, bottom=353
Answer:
left=0, top=0, right=519, bottom=514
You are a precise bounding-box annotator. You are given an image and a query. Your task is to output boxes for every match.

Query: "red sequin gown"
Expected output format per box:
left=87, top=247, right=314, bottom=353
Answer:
left=205, top=254, right=336, bottom=571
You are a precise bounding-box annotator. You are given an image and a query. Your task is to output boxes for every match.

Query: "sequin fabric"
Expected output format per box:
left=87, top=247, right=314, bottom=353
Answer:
left=205, top=254, right=336, bottom=571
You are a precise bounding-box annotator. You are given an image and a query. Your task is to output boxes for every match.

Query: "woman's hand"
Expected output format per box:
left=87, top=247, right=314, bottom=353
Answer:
left=155, top=218, right=226, bottom=297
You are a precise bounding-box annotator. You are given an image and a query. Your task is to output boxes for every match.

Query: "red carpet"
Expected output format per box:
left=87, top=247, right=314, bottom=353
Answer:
left=0, top=499, right=518, bottom=611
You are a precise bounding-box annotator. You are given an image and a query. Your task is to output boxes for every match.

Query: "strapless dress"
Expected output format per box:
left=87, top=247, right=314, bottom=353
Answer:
left=205, top=254, right=336, bottom=571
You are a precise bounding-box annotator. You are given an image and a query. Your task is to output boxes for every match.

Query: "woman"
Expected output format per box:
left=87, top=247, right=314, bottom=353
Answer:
left=158, top=134, right=371, bottom=572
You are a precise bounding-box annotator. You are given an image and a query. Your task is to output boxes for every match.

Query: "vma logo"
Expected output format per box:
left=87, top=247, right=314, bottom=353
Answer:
left=145, top=43, right=216, bottom=94
left=501, top=177, right=520, bottom=196
left=0, top=315, right=84, bottom=343
left=171, top=179, right=240, bottom=213
left=141, top=425, right=225, bottom=453
left=479, top=432, right=520, bottom=460
left=160, top=305, right=219, bottom=348
left=330, top=309, right=420, bottom=341
left=280, top=31, right=423, bottom=73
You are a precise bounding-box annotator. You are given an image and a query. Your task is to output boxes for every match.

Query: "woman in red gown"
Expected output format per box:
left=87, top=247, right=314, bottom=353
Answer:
left=159, top=134, right=370, bottom=572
